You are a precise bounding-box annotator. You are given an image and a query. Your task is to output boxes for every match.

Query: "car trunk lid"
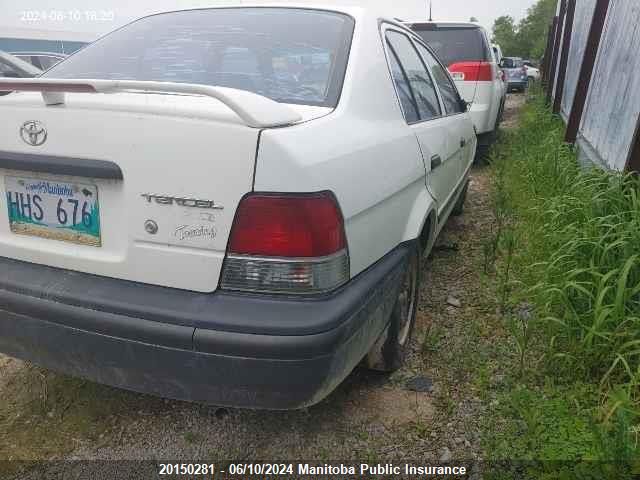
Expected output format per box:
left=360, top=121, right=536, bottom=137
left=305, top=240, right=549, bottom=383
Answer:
left=0, top=89, right=303, bottom=292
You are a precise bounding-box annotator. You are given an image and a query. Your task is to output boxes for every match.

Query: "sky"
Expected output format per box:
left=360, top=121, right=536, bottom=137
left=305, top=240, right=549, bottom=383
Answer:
left=0, top=0, right=537, bottom=38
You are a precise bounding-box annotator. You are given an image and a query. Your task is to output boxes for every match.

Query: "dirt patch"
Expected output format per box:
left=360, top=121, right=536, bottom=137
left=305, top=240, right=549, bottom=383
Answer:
left=342, top=385, right=434, bottom=426
left=0, top=355, right=23, bottom=392
left=502, top=93, right=526, bottom=130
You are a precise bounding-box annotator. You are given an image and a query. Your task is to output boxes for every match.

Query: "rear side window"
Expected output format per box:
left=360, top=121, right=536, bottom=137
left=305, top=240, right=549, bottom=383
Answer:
left=415, top=43, right=464, bottom=115
left=386, top=31, right=441, bottom=123
left=387, top=48, right=420, bottom=123
left=413, top=26, right=489, bottom=67
left=44, top=8, right=354, bottom=107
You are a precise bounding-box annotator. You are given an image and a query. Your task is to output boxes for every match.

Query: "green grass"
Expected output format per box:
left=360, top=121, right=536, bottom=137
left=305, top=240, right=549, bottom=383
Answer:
left=482, top=90, right=640, bottom=475
left=0, top=365, right=162, bottom=477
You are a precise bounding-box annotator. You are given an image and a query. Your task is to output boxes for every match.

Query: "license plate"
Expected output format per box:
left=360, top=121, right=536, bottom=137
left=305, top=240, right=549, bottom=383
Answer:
left=5, top=176, right=101, bottom=247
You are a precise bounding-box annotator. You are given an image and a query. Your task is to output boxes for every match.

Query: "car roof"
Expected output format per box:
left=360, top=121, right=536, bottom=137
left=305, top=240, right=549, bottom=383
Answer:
left=134, top=3, right=365, bottom=20
left=405, top=20, right=486, bottom=31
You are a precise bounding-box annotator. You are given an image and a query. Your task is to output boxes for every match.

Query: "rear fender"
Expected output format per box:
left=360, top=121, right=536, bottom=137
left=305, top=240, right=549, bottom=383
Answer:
left=402, top=187, right=437, bottom=256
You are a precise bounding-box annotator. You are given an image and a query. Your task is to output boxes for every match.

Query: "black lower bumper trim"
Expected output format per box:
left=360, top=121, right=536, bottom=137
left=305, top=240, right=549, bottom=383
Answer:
left=0, top=244, right=411, bottom=409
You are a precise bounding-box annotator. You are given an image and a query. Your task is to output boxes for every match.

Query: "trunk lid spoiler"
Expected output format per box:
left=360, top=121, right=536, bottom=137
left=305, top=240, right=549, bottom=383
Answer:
left=0, top=78, right=303, bottom=129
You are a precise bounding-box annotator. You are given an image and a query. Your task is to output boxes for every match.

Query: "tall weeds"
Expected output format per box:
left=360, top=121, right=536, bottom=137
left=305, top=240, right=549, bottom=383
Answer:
left=491, top=95, right=640, bottom=425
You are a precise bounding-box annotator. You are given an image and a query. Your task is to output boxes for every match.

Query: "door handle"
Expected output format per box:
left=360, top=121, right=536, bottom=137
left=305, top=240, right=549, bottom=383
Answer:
left=460, top=138, right=467, bottom=148
left=431, top=154, right=442, bottom=170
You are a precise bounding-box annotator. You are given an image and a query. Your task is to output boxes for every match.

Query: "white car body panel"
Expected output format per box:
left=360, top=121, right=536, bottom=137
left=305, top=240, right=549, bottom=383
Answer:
left=469, top=80, right=502, bottom=134
left=526, top=65, right=540, bottom=81
left=0, top=5, right=476, bottom=291
left=0, top=93, right=264, bottom=292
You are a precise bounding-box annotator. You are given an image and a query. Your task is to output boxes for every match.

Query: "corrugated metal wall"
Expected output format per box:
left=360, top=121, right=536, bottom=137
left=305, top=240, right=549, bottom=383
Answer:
left=578, top=1, right=640, bottom=170
left=560, top=0, right=597, bottom=118
left=555, top=0, right=640, bottom=171
left=550, top=0, right=565, bottom=100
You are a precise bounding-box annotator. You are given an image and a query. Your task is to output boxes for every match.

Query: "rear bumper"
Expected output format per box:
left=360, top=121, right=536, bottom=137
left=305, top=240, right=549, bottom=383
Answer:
left=0, top=245, right=409, bottom=410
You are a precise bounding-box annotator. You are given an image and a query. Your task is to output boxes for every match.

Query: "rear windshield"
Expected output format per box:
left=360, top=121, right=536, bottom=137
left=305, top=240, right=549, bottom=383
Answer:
left=502, top=58, right=524, bottom=68
left=413, top=27, right=489, bottom=66
left=44, top=8, right=354, bottom=107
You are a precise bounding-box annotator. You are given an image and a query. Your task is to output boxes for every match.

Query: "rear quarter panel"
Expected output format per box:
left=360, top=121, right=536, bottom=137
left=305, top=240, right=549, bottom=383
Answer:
left=471, top=80, right=502, bottom=134
left=254, top=15, right=436, bottom=278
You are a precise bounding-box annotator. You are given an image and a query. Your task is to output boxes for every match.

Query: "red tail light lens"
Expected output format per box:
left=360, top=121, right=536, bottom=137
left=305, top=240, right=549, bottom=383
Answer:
left=228, top=192, right=346, bottom=258
left=221, top=192, right=350, bottom=295
left=449, top=62, right=494, bottom=82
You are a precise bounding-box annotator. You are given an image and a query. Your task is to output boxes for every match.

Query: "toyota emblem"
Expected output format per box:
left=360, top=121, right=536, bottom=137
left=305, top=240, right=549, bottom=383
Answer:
left=20, top=120, right=48, bottom=147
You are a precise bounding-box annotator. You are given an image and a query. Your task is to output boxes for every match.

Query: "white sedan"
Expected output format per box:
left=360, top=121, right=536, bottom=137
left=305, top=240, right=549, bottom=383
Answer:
left=0, top=4, right=476, bottom=409
left=525, top=61, right=541, bottom=82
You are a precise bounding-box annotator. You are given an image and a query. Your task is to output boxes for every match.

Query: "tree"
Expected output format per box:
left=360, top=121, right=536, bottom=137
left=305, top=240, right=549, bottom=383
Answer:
left=492, top=15, right=518, bottom=54
left=469, top=16, right=479, bottom=23
left=518, top=0, right=558, bottom=59
left=492, top=0, right=558, bottom=60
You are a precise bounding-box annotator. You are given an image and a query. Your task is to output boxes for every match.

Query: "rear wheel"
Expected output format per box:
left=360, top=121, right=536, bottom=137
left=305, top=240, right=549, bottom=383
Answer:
left=366, top=246, right=421, bottom=372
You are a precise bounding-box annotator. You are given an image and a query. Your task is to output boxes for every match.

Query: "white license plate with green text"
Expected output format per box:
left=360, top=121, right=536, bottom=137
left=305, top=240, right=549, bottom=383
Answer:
left=5, top=176, right=101, bottom=247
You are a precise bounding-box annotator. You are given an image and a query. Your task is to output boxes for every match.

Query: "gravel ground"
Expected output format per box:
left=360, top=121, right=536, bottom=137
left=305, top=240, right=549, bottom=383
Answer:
left=501, top=92, right=526, bottom=130
left=0, top=95, right=524, bottom=474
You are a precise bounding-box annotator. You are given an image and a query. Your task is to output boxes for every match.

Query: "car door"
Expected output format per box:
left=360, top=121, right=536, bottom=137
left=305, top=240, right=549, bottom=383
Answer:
left=384, top=29, right=458, bottom=214
left=416, top=42, right=475, bottom=183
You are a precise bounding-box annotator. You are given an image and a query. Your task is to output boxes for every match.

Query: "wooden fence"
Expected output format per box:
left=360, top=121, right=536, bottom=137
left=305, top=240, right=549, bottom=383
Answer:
left=543, top=0, right=640, bottom=172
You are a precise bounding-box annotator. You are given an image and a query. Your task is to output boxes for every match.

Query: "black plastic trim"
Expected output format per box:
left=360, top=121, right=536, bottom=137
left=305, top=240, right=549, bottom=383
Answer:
left=0, top=244, right=412, bottom=408
left=0, top=150, right=123, bottom=179
left=0, top=243, right=409, bottom=338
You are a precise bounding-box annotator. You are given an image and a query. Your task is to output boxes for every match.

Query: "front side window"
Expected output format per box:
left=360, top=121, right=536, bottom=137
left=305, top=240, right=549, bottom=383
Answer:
left=417, top=43, right=464, bottom=115
left=386, top=31, right=441, bottom=123
left=44, top=8, right=354, bottom=107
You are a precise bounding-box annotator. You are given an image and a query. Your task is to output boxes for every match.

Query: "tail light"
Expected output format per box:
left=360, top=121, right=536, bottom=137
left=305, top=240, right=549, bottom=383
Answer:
left=449, top=62, right=494, bottom=82
left=220, top=192, right=349, bottom=295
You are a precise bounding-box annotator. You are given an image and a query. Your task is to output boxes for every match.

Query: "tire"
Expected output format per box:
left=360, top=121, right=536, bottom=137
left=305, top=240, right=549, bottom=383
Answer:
left=365, top=246, right=421, bottom=372
left=451, top=181, right=469, bottom=217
